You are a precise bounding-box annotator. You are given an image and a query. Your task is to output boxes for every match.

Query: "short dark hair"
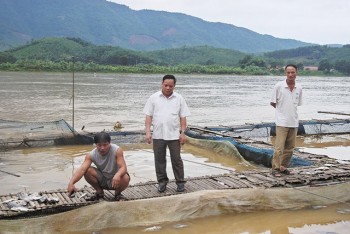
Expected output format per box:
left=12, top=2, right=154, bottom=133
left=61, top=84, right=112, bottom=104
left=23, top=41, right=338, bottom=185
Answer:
left=285, top=64, right=298, bottom=71
left=162, top=74, right=176, bottom=84
left=94, top=132, right=111, bottom=144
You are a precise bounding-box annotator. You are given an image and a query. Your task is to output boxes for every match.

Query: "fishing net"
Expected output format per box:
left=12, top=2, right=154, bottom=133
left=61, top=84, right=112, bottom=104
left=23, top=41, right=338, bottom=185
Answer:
left=301, top=119, right=350, bottom=135
left=213, top=119, right=350, bottom=139
left=186, top=136, right=251, bottom=167
left=84, top=131, right=146, bottom=145
left=185, top=131, right=313, bottom=168
left=0, top=119, right=93, bottom=150
left=1, top=183, right=350, bottom=232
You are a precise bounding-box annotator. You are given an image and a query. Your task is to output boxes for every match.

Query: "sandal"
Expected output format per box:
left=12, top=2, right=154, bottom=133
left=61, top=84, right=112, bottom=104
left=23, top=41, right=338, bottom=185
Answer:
left=280, top=169, right=292, bottom=175
left=85, top=192, right=104, bottom=201
left=271, top=169, right=282, bottom=177
left=115, top=193, right=128, bottom=201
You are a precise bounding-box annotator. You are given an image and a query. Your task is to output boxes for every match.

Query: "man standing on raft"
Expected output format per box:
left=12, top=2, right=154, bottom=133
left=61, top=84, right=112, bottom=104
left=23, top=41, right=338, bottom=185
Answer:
left=270, top=64, right=303, bottom=177
left=143, top=74, right=191, bottom=193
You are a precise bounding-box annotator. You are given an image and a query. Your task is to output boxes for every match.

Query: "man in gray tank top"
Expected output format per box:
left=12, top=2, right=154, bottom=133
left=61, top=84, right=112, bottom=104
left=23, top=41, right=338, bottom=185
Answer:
left=67, top=132, right=130, bottom=200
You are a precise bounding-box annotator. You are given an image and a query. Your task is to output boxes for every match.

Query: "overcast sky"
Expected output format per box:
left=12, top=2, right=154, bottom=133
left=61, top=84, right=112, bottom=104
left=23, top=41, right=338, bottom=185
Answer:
left=109, top=0, right=350, bottom=45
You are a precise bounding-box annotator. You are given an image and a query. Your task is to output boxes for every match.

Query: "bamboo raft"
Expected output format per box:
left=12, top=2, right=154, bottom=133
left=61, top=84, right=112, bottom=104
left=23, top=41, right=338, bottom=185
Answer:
left=1, top=161, right=350, bottom=219
left=1, top=121, right=350, bottom=219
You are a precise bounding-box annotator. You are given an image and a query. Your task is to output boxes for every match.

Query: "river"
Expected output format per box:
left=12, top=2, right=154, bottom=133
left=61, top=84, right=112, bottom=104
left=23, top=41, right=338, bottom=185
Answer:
left=0, top=72, right=350, bottom=233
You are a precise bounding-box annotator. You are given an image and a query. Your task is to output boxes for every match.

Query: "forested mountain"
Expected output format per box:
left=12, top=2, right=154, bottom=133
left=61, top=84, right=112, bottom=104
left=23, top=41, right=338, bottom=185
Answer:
left=0, top=37, right=246, bottom=66
left=264, top=45, right=350, bottom=65
left=263, top=45, right=350, bottom=74
left=0, top=0, right=312, bottom=53
left=3, top=38, right=350, bottom=67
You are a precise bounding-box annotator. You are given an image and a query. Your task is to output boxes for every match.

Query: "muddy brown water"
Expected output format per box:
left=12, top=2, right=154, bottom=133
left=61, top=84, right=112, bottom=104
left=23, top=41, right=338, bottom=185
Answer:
left=0, top=72, right=350, bottom=233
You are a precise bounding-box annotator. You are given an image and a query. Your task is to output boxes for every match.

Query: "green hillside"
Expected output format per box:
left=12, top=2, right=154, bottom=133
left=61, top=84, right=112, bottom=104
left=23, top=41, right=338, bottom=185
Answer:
left=6, top=37, right=157, bottom=65
left=1, top=37, right=246, bottom=66
left=264, top=45, right=350, bottom=74
left=1, top=38, right=350, bottom=75
left=264, top=45, right=350, bottom=64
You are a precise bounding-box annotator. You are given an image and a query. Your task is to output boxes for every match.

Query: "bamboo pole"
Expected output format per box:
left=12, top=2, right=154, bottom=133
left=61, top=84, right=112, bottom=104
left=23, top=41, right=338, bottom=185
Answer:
left=318, top=111, right=350, bottom=116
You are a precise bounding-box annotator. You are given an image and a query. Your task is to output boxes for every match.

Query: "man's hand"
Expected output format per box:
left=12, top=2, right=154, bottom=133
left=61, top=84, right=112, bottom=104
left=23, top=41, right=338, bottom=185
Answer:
left=146, top=132, right=152, bottom=144
left=67, top=183, right=77, bottom=197
left=112, top=174, right=121, bottom=189
left=145, top=115, right=153, bottom=144
left=180, top=132, right=186, bottom=144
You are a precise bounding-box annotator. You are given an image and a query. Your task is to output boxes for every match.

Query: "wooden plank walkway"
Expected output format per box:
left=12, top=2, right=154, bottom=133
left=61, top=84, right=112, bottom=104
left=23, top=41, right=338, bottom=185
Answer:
left=1, top=163, right=350, bottom=219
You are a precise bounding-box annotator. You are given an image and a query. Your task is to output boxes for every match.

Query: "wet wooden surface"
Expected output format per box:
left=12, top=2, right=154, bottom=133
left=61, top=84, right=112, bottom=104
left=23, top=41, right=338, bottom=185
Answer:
left=1, top=163, right=350, bottom=219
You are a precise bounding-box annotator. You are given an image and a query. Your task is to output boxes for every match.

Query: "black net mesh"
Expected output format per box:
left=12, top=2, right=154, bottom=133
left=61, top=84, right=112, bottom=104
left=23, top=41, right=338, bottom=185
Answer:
left=208, top=119, right=350, bottom=139
left=0, top=119, right=93, bottom=150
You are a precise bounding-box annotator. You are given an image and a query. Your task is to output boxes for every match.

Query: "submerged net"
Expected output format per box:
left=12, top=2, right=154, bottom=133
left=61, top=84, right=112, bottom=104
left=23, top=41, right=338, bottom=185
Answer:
left=0, top=119, right=93, bottom=150
left=2, top=184, right=350, bottom=232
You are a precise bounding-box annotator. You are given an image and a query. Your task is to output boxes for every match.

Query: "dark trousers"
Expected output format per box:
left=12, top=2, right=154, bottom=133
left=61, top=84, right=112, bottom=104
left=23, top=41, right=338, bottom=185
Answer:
left=153, top=139, right=185, bottom=185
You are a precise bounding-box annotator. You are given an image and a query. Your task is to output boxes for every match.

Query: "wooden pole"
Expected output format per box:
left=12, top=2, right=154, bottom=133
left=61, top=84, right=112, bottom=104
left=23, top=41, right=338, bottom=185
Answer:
left=72, top=56, right=75, bottom=129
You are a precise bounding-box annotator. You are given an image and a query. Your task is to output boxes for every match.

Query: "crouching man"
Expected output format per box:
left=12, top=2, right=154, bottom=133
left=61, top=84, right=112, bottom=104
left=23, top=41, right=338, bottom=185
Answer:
left=67, top=132, right=130, bottom=201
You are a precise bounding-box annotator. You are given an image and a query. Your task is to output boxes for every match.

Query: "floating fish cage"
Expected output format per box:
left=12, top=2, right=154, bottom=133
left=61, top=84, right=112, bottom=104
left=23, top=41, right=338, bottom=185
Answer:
left=0, top=119, right=146, bottom=150
left=202, top=118, right=350, bottom=139
left=0, top=119, right=93, bottom=150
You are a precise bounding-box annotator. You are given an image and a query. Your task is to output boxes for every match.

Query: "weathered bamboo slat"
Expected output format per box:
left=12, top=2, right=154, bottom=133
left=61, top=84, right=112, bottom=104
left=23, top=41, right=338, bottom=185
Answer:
left=190, top=179, right=218, bottom=190
left=214, top=176, right=245, bottom=189
left=228, top=175, right=258, bottom=188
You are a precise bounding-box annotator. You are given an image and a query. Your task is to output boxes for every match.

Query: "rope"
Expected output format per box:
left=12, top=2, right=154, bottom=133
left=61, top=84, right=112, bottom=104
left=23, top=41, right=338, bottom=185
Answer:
left=286, top=184, right=350, bottom=206
left=139, top=149, right=234, bottom=173
left=129, top=171, right=153, bottom=181
left=0, top=169, right=21, bottom=177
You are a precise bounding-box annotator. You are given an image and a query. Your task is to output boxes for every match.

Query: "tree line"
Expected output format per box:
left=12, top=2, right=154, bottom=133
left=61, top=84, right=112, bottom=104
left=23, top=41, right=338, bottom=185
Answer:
left=0, top=59, right=272, bottom=75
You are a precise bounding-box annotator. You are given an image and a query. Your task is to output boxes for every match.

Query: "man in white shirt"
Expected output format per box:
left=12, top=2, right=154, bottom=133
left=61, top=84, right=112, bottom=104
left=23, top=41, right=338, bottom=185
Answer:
left=270, top=64, right=303, bottom=177
left=143, top=74, right=191, bottom=192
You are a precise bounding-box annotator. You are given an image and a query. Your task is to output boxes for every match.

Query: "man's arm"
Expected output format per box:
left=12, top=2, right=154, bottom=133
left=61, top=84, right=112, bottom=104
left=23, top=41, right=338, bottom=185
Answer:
left=145, top=115, right=152, bottom=144
left=112, top=148, right=128, bottom=189
left=67, top=153, right=92, bottom=195
left=179, top=116, right=187, bottom=144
